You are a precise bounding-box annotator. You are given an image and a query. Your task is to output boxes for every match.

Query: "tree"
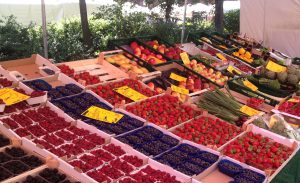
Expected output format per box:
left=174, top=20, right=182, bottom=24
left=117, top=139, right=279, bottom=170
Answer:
left=214, top=0, right=224, bottom=33
left=79, top=0, right=92, bottom=49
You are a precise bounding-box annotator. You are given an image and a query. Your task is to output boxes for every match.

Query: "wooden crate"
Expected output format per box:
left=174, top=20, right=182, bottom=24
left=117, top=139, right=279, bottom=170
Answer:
left=0, top=54, right=60, bottom=81
left=57, top=54, right=129, bottom=86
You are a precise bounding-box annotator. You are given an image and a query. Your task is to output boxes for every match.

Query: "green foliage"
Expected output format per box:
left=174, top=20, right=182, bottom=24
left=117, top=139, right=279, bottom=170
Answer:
left=0, top=16, right=42, bottom=61
left=0, top=4, right=220, bottom=62
left=224, top=9, right=240, bottom=33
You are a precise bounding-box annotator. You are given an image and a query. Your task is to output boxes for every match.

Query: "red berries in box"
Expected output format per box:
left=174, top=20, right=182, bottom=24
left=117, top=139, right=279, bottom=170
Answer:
left=57, top=64, right=75, bottom=77
left=126, top=95, right=201, bottom=129
left=129, top=165, right=181, bottom=183
left=74, top=72, right=100, bottom=86
left=91, top=79, right=157, bottom=105
left=223, top=132, right=294, bottom=172
left=173, top=116, right=242, bottom=148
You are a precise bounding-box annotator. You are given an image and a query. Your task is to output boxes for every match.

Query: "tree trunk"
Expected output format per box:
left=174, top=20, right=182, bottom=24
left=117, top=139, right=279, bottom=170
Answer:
left=79, top=0, right=92, bottom=49
left=165, top=0, right=173, bottom=22
left=215, top=0, right=224, bottom=33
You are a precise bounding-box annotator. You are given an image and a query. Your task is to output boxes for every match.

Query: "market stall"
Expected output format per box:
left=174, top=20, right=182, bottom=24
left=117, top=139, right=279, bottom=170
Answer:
left=0, top=33, right=299, bottom=183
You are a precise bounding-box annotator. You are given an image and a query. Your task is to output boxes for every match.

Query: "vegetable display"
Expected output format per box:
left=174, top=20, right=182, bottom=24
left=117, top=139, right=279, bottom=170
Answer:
left=196, top=88, right=250, bottom=126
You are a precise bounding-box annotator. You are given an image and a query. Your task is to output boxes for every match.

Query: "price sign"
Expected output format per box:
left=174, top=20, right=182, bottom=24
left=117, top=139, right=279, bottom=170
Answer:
left=180, top=52, right=191, bottom=65
left=240, top=105, right=260, bottom=116
left=171, top=85, right=189, bottom=95
left=288, top=98, right=300, bottom=103
left=169, top=73, right=187, bottom=82
left=243, top=79, right=258, bottom=91
left=82, top=106, right=123, bottom=123
left=0, top=88, right=30, bottom=106
left=114, top=86, right=148, bottom=102
left=266, top=60, right=287, bottom=73
left=227, top=65, right=242, bottom=75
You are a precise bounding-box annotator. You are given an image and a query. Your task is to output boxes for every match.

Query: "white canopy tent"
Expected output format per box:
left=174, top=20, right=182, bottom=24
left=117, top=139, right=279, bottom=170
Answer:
left=240, top=0, right=300, bottom=57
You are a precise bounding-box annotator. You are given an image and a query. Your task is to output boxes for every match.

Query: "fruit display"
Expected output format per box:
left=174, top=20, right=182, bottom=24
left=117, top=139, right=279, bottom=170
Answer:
left=143, top=39, right=184, bottom=60
left=69, top=142, right=145, bottom=182
left=51, top=92, right=112, bottom=121
left=22, top=168, right=79, bottom=183
left=160, top=67, right=216, bottom=92
left=105, top=53, right=151, bottom=76
left=0, top=33, right=299, bottom=182
left=246, top=97, right=264, bottom=110
left=117, top=126, right=179, bottom=156
left=130, top=41, right=167, bottom=65
left=85, top=111, right=144, bottom=135
left=223, top=131, right=294, bottom=172
left=0, top=147, right=44, bottom=181
left=91, top=79, right=157, bottom=106
left=196, top=89, right=251, bottom=126
left=0, top=78, right=13, bottom=88
left=172, top=116, right=242, bottom=148
left=232, top=48, right=255, bottom=64
left=24, top=79, right=83, bottom=100
left=195, top=55, right=229, bottom=69
left=155, top=143, right=219, bottom=176
left=199, top=36, right=231, bottom=51
left=199, top=45, right=256, bottom=74
left=58, top=64, right=101, bottom=86
left=125, top=95, right=201, bottom=129
left=120, top=164, right=182, bottom=183
left=0, top=134, right=10, bottom=148
left=0, top=88, right=33, bottom=116
left=57, top=64, right=75, bottom=77
left=278, top=97, right=300, bottom=117
left=144, top=76, right=168, bottom=94
left=218, top=159, right=266, bottom=183
left=185, top=59, right=229, bottom=86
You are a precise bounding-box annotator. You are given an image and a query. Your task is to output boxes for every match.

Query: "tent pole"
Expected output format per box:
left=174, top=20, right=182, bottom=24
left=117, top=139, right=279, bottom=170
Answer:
left=180, top=0, right=188, bottom=46
left=41, top=0, right=48, bottom=58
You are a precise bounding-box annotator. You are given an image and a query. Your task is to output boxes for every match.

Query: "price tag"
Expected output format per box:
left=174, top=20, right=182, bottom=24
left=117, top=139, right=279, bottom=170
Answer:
left=240, top=105, right=260, bottom=116
left=114, top=86, right=148, bottom=102
left=0, top=88, right=30, bottom=106
left=171, top=85, right=189, bottom=95
left=169, top=73, right=187, bottom=82
left=288, top=98, right=300, bottom=103
left=82, top=106, right=123, bottom=123
left=227, top=65, right=242, bottom=75
left=266, top=60, right=287, bottom=73
left=243, top=79, right=258, bottom=91
left=180, top=52, right=190, bottom=65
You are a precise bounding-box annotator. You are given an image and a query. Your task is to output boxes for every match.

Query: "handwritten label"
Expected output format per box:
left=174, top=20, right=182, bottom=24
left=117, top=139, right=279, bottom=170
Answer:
left=243, top=79, right=258, bottom=91
left=240, top=105, right=260, bottom=117
left=266, top=61, right=287, bottom=73
left=0, top=88, right=30, bottom=106
left=180, top=52, right=191, bottom=65
left=169, top=73, right=187, bottom=82
left=114, top=86, right=148, bottom=102
left=82, top=106, right=123, bottom=123
left=227, top=65, right=242, bottom=75
left=171, top=85, right=189, bottom=95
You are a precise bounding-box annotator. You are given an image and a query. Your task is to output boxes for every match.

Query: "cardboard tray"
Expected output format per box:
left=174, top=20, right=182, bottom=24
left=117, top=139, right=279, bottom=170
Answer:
left=198, top=156, right=267, bottom=183
left=0, top=54, right=60, bottom=81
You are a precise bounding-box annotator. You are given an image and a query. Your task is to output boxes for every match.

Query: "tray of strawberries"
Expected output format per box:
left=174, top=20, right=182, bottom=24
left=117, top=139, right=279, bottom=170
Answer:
left=222, top=124, right=299, bottom=181
left=89, top=78, right=158, bottom=107
left=170, top=115, right=243, bottom=151
left=125, top=94, right=202, bottom=129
